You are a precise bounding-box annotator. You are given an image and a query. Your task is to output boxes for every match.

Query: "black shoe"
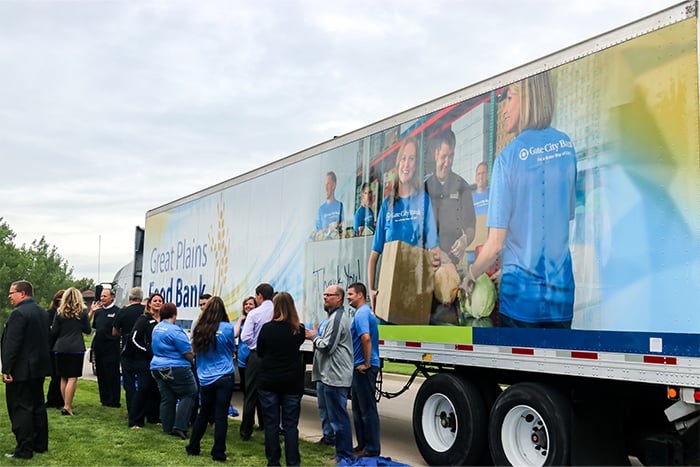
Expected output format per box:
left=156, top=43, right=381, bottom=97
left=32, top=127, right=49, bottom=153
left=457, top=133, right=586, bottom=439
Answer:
left=61, top=408, right=73, bottom=416
left=318, top=437, right=335, bottom=446
left=170, top=429, right=188, bottom=440
left=240, top=433, right=251, bottom=441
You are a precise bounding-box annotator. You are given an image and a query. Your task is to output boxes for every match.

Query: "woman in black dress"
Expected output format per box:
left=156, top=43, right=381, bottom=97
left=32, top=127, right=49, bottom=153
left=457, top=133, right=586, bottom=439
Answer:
left=51, top=287, right=91, bottom=416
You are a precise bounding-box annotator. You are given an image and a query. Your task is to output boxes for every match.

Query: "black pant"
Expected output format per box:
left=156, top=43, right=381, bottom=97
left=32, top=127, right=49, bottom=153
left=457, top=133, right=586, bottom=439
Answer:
left=240, top=351, right=263, bottom=438
left=6, top=378, right=49, bottom=458
left=128, top=359, right=160, bottom=427
left=46, top=352, right=63, bottom=408
left=93, top=340, right=121, bottom=407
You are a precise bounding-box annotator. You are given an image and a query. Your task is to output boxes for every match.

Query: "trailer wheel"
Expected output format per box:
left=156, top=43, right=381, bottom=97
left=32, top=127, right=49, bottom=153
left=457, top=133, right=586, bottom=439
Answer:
left=413, top=373, right=488, bottom=465
left=489, top=382, right=571, bottom=466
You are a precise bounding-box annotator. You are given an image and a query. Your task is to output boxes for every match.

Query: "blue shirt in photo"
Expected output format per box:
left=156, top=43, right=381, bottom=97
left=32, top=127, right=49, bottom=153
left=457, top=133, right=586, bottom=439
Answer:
left=354, top=205, right=375, bottom=234
left=372, top=191, right=438, bottom=254
left=316, top=200, right=344, bottom=231
left=488, top=127, right=577, bottom=323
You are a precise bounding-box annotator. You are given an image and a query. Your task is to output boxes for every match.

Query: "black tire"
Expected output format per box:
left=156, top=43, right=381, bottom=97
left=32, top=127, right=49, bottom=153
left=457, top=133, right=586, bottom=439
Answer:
left=413, top=373, right=489, bottom=465
left=489, top=382, right=571, bottom=466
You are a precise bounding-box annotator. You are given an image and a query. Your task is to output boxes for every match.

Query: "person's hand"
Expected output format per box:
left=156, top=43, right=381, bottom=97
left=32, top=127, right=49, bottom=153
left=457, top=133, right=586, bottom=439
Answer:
left=355, top=363, right=369, bottom=373
left=490, top=269, right=502, bottom=291
left=431, top=250, right=441, bottom=270
left=2, top=373, right=13, bottom=383
left=305, top=327, right=317, bottom=340
left=449, top=234, right=468, bottom=260
left=369, top=289, right=378, bottom=310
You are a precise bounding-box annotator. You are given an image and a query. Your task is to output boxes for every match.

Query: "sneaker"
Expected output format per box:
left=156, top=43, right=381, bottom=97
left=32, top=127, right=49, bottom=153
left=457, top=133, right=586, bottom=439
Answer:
left=322, top=456, right=338, bottom=465
left=318, top=437, right=335, bottom=446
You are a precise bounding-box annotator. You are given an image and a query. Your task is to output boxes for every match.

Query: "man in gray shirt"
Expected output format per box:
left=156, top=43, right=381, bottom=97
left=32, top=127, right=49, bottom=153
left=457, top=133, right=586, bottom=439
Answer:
left=306, top=285, right=354, bottom=462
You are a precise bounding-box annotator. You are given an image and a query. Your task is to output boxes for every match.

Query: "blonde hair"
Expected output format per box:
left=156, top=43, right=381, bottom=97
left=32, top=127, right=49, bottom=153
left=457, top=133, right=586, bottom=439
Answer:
left=58, top=287, right=85, bottom=319
left=512, top=71, right=555, bottom=133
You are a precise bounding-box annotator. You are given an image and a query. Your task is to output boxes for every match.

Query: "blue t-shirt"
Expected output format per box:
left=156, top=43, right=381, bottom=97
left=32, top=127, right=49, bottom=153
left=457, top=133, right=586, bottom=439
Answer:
left=195, top=321, right=236, bottom=386
left=371, top=191, right=438, bottom=254
left=150, top=320, right=193, bottom=369
left=237, top=318, right=250, bottom=368
left=353, top=205, right=375, bottom=234
left=316, top=200, right=344, bottom=231
left=472, top=188, right=490, bottom=216
left=350, top=304, right=380, bottom=367
left=488, top=127, right=577, bottom=323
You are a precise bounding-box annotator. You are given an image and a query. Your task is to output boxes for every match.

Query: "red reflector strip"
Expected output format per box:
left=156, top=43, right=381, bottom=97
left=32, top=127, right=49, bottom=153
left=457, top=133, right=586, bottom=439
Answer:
left=455, top=344, right=473, bottom=351
left=378, top=340, right=384, bottom=345
left=405, top=342, right=421, bottom=348
left=512, top=347, right=534, bottom=355
left=643, top=356, right=677, bottom=365
left=571, top=351, right=598, bottom=360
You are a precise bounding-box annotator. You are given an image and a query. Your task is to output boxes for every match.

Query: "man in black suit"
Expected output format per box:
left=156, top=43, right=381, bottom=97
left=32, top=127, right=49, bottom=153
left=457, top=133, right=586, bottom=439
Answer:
left=2, top=280, right=51, bottom=459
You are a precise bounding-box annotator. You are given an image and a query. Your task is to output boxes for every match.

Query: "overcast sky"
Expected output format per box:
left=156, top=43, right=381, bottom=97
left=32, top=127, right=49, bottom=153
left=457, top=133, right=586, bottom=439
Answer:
left=0, top=0, right=678, bottom=282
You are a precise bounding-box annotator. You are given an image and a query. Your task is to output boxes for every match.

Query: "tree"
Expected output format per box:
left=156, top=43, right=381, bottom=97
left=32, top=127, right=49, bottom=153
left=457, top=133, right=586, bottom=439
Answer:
left=0, top=218, right=92, bottom=327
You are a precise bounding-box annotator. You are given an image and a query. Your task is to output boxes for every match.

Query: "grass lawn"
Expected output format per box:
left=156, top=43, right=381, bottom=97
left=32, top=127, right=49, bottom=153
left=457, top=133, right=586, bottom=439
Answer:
left=0, top=379, right=334, bottom=466
left=381, top=361, right=416, bottom=376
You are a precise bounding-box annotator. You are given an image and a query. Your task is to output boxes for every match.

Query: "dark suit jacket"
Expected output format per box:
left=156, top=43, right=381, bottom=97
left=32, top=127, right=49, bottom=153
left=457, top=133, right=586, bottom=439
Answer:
left=1, top=298, right=51, bottom=381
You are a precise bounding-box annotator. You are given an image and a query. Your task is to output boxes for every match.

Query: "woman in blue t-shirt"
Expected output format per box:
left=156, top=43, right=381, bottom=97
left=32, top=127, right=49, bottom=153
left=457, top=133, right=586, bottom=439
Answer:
left=367, top=136, right=440, bottom=306
left=469, top=71, right=577, bottom=328
left=186, top=297, right=236, bottom=462
left=150, top=302, right=197, bottom=439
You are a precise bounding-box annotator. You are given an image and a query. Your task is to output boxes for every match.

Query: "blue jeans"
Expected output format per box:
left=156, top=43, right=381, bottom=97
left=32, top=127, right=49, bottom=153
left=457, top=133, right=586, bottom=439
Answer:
left=316, top=381, right=335, bottom=441
left=151, top=366, right=197, bottom=434
left=187, top=373, right=235, bottom=461
left=258, top=390, right=302, bottom=466
left=321, top=384, right=353, bottom=461
left=352, top=367, right=381, bottom=455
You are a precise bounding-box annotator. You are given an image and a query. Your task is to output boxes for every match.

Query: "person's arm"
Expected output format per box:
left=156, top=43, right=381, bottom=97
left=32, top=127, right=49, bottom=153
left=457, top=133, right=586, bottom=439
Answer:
left=112, top=311, right=121, bottom=337
left=469, top=227, right=506, bottom=282
left=1, top=310, right=26, bottom=382
left=183, top=351, right=195, bottom=364
left=240, top=310, right=256, bottom=347
left=355, top=333, right=372, bottom=373
left=257, top=325, right=268, bottom=358
left=81, top=311, right=92, bottom=334
left=368, top=250, right=380, bottom=309
left=50, top=313, right=60, bottom=338
left=423, top=195, right=441, bottom=269
left=311, top=311, right=341, bottom=354
left=234, top=314, right=245, bottom=338
left=450, top=181, right=476, bottom=258
left=131, top=317, right=149, bottom=353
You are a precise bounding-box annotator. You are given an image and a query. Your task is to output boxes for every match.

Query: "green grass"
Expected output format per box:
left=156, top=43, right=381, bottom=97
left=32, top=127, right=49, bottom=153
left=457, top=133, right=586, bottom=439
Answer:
left=382, top=361, right=416, bottom=376
left=0, top=379, right=334, bottom=466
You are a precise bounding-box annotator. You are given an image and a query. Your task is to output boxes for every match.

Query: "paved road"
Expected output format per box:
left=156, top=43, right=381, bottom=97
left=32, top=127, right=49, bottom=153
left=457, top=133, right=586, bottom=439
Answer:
left=82, top=354, right=427, bottom=466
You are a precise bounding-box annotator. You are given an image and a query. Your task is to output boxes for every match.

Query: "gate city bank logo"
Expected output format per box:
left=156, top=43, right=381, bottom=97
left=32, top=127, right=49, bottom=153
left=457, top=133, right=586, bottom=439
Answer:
left=519, top=148, right=529, bottom=160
